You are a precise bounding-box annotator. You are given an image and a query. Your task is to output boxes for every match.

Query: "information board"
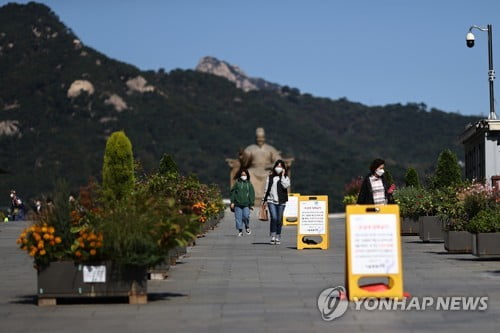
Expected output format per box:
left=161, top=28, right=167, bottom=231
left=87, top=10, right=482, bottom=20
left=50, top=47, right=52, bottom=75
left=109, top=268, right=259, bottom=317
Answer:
left=297, top=195, right=329, bottom=250
left=345, top=205, right=403, bottom=300
left=349, top=214, right=399, bottom=274
left=283, top=193, right=300, bottom=226
left=83, top=265, right=106, bottom=283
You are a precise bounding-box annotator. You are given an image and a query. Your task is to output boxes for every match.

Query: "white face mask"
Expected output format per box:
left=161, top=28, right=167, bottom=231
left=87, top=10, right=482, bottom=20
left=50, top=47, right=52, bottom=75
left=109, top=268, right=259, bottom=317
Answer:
left=240, top=176, right=247, bottom=181
left=375, top=169, right=385, bottom=177
left=10, top=193, right=14, bottom=198
left=275, top=167, right=283, bottom=174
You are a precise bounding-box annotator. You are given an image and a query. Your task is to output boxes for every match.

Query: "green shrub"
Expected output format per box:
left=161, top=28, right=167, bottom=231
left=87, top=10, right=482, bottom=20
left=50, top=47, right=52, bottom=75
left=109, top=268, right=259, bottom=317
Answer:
left=102, top=131, right=135, bottom=201
left=432, top=149, right=461, bottom=189
left=404, top=167, right=420, bottom=188
left=393, top=186, right=421, bottom=219
left=465, top=207, right=500, bottom=233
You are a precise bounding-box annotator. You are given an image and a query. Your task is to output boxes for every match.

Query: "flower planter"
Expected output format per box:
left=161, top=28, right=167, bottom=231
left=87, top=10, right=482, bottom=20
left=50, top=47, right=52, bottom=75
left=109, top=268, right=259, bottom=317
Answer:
left=401, top=217, right=419, bottom=235
left=37, top=261, right=147, bottom=306
left=472, top=233, right=500, bottom=257
left=444, top=230, right=473, bottom=254
left=419, top=216, right=444, bottom=242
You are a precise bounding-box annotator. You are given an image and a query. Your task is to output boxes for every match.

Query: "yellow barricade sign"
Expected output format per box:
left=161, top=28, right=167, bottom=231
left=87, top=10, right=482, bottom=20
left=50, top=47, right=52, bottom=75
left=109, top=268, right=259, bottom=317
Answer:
left=283, top=193, right=300, bottom=226
left=345, top=205, right=404, bottom=301
left=297, top=195, right=329, bottom=250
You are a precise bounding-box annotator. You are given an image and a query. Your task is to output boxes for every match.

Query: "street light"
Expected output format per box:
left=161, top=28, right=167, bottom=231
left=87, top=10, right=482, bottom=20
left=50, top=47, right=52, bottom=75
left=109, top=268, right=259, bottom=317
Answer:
left=466, top=24, right=497, bottom=120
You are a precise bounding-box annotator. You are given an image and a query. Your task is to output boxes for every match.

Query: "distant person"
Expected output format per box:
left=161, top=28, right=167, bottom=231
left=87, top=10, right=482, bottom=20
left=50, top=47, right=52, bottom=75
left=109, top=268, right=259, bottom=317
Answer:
left=35, top=200, right=42, bottom=214
left=10, top=190, right=25, bottom=221
left=230, top=169, right=255, bottom=237
left=357, top=158, right=396, bottom=205
left=263, top=160, right=290, bottom=245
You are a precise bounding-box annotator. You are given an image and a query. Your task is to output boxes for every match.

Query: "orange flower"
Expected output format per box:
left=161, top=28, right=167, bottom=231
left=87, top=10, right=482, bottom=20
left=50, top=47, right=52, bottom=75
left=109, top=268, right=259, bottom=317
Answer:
left=75, top=251, right=82, bottom=257
left=90, top=249, right=97, bottom=256
left=43, top=233, right=50, bottom=240
left=37, top=241, right=44, bottom=249
left=54, top=237, right=62, bottom=244
left=39, top=249, right=46, bottom=256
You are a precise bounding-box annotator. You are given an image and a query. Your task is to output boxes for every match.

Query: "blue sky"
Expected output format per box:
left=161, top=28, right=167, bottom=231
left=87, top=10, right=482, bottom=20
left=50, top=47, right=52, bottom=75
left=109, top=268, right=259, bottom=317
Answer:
left=3, top=0, right=500, bottom=117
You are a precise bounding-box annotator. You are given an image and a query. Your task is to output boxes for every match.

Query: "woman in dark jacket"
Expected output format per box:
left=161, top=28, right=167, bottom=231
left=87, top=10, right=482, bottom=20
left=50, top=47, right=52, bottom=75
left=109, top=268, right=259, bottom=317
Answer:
left=357, top=158, right=395, bottom=205
left=263, top=160, right=290, bottom=245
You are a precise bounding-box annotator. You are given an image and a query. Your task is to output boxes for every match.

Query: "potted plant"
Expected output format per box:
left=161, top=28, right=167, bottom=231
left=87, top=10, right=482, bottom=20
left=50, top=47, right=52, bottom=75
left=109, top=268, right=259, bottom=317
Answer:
left=462, top=183, right=500, bottom=257
left=414, top=188, right=443, bottom=242
left=393, top=186, right=421, bottom=235
left=17, top=132, right=202, bottom=305
left=342, top=176, right=363, bottom=207
left=436, top=185, right=472, bottom=253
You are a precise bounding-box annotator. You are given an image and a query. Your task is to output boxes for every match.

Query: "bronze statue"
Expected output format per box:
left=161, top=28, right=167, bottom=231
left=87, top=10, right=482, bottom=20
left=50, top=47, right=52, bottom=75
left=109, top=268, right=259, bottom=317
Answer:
left=226, top=128, right=293, bottom=204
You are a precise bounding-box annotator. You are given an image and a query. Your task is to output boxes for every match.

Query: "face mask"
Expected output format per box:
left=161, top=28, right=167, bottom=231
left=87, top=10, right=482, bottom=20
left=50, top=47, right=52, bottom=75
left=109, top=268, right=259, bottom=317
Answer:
left=240, top=176, right=247, bottom=181
left=375, top=169, right=385, bottom=177
left=275, top=167, right=283, bottom=174
left=10, top=193, right=14, bottom=198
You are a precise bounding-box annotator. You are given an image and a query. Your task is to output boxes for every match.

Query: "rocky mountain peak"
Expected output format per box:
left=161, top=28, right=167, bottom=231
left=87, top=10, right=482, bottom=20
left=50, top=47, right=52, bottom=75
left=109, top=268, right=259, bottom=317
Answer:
left=195, top=56, right=280, bottom=92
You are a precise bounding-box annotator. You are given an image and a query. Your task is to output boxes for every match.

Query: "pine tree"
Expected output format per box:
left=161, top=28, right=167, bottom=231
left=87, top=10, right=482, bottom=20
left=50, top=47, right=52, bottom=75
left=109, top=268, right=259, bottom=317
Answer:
left=159, top=153, right=179, bottom=179
left=102, top=131, right=135, bottom=201
left=404, top=167, right=420, bottom=187
left=384, top=169, right=394, bottom=186
left=433, top=149, right=461, bottom=189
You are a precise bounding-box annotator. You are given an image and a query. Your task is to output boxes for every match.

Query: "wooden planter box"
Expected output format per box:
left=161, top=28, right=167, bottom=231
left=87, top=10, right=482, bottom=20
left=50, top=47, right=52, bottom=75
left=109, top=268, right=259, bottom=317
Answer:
left=37, top=261, right=147, bottom=306
left=401, top=217, right=419, bottom=235
left=444, top=230, right=473, bottom=254
left=419, top=216, right=444, bottom=242
left=472, top=233, right=500, bottom=257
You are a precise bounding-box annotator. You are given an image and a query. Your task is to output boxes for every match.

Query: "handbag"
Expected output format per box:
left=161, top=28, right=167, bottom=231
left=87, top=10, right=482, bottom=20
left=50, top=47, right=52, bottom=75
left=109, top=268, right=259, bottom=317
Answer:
left=258, top=203, right=269, bottom=221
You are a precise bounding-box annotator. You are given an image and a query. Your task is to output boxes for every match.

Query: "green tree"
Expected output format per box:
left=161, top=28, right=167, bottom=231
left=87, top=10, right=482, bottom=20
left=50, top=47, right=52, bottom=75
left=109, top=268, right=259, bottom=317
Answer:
left=404, top=167, right=420, bottom=187
left=384, top=169, right=394, bottom=186
left=102, top=131, right=135, bottom=201
left=433, top=149, right=461, bottom=189
left=159, top=153, right=179, bottom=179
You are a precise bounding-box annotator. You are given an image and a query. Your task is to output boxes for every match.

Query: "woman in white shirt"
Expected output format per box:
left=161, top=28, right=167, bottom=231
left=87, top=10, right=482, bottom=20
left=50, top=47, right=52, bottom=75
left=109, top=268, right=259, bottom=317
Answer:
left=263, top=160, right=290, bottom=245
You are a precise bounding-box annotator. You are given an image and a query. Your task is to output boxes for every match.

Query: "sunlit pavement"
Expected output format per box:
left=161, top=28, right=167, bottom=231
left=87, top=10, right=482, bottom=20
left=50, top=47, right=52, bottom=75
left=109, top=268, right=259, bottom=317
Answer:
left=1, top=210, right=499, bottom=333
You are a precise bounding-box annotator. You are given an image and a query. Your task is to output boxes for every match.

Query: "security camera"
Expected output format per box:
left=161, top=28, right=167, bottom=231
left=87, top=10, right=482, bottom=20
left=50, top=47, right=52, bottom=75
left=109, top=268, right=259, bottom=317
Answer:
left=466, top=32, right=475, bottom=48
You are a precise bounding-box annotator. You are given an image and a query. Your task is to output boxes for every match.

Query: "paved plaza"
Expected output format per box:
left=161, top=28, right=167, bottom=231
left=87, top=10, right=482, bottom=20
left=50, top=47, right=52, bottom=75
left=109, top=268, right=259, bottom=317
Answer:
left=1, top=210, right=499, bottom=333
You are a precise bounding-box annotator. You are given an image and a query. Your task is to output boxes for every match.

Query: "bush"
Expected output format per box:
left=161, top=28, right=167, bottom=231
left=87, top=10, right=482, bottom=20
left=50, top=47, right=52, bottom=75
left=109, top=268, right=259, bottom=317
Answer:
left=432, top=149, right=461, bottom=189
left=465, top=207, right=500, bottom=233
left=404, top=167, right=420, bottom=188
left=102, top=131, right=135, bottom=201
left=393, top=186, right=422, bottom=219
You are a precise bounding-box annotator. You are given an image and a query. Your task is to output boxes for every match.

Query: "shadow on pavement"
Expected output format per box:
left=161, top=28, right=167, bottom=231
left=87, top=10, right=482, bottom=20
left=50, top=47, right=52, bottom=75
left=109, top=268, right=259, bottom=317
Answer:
left=9, top=292, right=187, bottom=305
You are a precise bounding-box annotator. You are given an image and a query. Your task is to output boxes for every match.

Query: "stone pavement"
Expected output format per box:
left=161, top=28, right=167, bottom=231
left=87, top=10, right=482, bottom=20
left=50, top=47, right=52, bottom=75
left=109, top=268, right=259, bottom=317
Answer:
left=0, top=210, right=499, bottom=333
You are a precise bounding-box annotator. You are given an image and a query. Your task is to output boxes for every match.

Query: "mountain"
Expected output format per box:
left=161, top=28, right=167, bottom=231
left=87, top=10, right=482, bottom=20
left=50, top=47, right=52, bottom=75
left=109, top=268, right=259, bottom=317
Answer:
left=0, top=2, right=480, bottom=211
left=196, top=56, right=281, bottom=92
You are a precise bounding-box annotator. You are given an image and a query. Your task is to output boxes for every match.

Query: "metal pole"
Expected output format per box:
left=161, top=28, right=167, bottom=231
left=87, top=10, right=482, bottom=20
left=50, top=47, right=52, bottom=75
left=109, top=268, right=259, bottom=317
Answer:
left=487, top=24, right=497, bottom=119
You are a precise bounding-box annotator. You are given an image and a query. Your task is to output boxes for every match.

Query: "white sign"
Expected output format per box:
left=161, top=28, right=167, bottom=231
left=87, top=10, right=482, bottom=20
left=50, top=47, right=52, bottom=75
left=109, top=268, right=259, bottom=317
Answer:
left=299, top=200, right=326, bottom=234
left=349, top=214, right=399, bottom=275
left=83, top=265, right=106, bottom=283
left=283, top=196, right=299, bottom=218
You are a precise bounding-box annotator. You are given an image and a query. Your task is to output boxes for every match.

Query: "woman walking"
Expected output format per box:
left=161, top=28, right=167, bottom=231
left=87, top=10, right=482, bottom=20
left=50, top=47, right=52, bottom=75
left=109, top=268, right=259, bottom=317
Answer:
left=263, top=160, right=290, bottom=245
left=230, top=169, right=255, bottom=236
left=357, top=158, right=396, bottom=205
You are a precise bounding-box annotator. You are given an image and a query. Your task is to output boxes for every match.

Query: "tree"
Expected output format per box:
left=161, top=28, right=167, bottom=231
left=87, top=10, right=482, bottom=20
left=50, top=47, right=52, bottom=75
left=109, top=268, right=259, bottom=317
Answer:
left=159, top=153, right=179, bottom=179
left=384, top=169, right=394, bottom=186
left=404, top=167, right=420, bottom=187
left=433, top=149, right=461, bottom=189
left=102, top=131, right=135, bottom=201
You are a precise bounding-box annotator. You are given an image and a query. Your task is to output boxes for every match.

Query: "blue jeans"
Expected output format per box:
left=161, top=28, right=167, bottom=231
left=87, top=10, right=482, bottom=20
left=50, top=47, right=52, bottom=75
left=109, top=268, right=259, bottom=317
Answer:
left=234, top=206, right=250, bottom=231
left=268, top=203, right=285, bottom=236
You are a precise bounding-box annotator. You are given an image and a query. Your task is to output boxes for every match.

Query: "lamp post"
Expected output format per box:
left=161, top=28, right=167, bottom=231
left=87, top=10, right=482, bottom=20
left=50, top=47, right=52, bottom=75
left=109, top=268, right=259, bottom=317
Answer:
left=466, top=24, right=497, bottom=120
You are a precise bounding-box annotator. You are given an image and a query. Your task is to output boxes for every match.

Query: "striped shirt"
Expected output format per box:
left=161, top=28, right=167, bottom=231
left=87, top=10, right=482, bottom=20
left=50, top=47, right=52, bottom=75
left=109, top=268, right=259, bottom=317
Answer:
left=369, top=175, right=386, bottom=205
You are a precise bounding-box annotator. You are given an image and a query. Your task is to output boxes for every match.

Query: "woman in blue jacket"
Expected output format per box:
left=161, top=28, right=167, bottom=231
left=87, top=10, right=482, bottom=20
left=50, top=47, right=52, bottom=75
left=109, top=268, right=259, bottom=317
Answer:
left=230, top=169, right=255, bottom=236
